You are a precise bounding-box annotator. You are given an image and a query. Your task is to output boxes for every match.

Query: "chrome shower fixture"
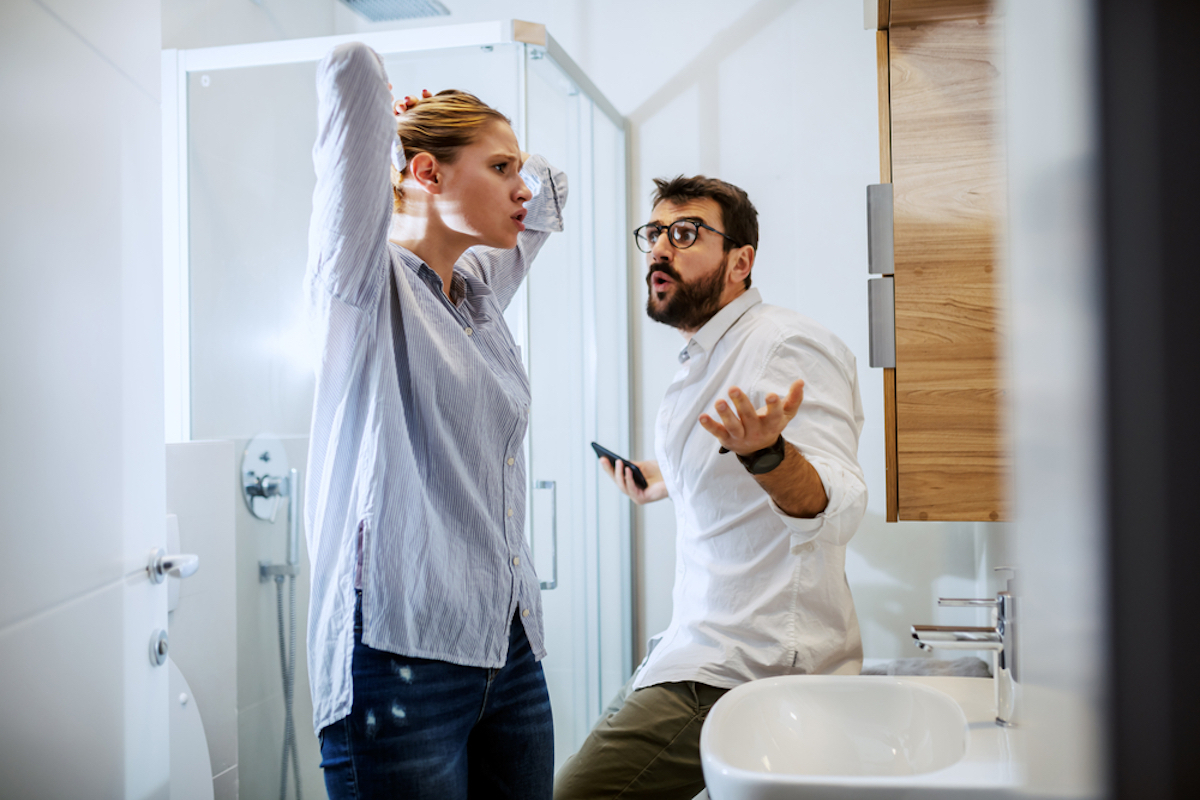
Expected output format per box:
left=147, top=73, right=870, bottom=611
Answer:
left=242, top=433, right=304, bottom=800
left=338, top=0, right=450, bottom=23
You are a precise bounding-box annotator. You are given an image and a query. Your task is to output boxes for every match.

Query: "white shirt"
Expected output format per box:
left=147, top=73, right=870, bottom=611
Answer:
left=633, top=288, right=868, bottom=691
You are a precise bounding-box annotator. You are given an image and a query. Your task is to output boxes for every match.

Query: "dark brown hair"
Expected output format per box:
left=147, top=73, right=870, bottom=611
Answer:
left=651, top=175, right=759, bottom=289
left=392, top=90, right=511, bottom=212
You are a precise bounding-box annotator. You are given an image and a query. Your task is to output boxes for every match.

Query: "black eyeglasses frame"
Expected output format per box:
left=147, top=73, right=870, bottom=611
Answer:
left=632, top=219, right=740, bottom=254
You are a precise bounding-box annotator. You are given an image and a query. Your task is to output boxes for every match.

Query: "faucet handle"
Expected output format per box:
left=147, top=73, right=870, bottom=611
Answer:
left=938, top=597, right=1000, bottom=607
left=994, top=565, right=1016, bottom=594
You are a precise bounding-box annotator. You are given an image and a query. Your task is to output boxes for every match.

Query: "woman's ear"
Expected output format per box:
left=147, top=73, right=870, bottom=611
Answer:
left=407, top=152, right=442, bottom=195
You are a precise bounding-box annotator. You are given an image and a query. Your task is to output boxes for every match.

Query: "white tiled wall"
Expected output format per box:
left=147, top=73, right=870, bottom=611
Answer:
left=165, top=435, right=324, bottom=798
left=167, top=440, right=241, bottom=799
left=233, top=436, right=324, bottom=800
left=1, top=0, right=166, bottom=793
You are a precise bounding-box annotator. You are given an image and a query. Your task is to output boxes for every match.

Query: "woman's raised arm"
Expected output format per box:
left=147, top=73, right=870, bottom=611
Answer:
left=307, top=43, right=394, bottom=310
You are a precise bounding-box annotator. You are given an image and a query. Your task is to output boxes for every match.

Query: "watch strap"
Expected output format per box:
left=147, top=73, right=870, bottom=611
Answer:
left=720, top=435, right=787, bottom=475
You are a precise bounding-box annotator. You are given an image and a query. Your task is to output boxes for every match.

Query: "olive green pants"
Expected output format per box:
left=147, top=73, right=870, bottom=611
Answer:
left=553, top=680, right=728, bottom=800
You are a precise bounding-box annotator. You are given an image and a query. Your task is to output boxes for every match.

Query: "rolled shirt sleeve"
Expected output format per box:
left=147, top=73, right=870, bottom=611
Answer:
left=753, top=334, right=868, bottom=549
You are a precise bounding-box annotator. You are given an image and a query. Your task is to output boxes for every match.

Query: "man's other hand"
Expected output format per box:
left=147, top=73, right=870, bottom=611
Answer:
left=599, top=457, right=668, bottom=504
left=698, top=379, right=805, bottom=455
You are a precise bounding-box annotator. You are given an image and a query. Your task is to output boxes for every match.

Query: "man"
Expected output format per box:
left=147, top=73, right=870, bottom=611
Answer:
left=554, top=176, right=868, bottom=800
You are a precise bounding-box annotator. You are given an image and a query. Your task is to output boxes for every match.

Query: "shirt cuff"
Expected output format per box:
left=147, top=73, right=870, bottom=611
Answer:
left=519, top=154, right=567, bottom=233
left=768, top=454, right=865, bottom=552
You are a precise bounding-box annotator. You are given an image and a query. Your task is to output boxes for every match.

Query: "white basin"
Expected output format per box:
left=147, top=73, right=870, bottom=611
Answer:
left=700, top=676, right=1019, bottom=799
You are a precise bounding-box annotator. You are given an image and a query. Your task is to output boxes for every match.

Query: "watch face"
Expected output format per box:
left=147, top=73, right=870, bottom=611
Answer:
left=749, top=451, right=786, bottom=474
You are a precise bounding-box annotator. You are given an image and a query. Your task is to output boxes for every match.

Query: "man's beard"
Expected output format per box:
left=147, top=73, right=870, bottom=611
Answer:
left=645, top=254, right=730, bottom=331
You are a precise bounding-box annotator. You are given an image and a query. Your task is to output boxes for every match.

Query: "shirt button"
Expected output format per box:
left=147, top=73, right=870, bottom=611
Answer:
left=507, top=457, right=515, bottom=466
left=507, top=508, right=514, bottom=517
left=522, top=608, right=530, bottom=618
left=464, top=327, right=473, bottom=336
left=513, top=556, right=520, bottom=566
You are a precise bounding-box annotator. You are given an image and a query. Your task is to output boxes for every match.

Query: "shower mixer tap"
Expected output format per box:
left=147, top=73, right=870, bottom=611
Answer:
left=241, top=434, right=302, bottom=580
left=241, top=434, right=304, bottom=800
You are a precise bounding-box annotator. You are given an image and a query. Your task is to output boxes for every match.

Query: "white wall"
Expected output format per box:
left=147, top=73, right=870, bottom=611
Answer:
left=167, top=440, right=240, bottom=799
left=232, top=437, right=323, bottom=800
left=1007, top=0, right=1105, bottom=795
left=162, top=0, right=335, bottom=49
left=0, top=0, right=167, bottom=794
left=547, top=0, right=1000, bottom=660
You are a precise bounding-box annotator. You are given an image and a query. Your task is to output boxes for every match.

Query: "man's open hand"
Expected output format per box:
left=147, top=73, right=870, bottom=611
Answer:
left=698, top=379, right=805, bottom=455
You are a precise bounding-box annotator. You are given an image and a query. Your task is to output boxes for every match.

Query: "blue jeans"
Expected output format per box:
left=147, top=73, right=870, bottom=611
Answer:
left=320, top=594, right=554, bottom=799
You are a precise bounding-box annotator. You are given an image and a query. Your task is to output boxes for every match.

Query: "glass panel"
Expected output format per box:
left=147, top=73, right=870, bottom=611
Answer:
left=186, top=45, right=521, bottom=440
left=179, top=31, right=627, bottom=782
left=590, top=102, right=633, bottom=710
left=187, top=60, right=319, bottom=440
left=524, top=47, right=594, bottom=767
left=381, top=44, right=522, bottom=123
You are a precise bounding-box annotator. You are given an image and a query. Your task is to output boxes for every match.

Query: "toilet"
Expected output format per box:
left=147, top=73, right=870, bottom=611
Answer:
left=168, top=657, right=215, bottom=800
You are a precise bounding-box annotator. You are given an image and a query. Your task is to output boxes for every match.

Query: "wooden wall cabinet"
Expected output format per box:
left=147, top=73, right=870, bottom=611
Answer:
left=869, top=0, right=1008, bottom=522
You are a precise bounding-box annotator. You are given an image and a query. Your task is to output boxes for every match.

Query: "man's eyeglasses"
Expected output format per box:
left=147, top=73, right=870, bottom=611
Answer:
left=633, top=219, right=739, bottom=253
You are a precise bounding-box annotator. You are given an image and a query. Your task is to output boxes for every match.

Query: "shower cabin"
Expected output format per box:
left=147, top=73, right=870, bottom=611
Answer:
left=163, top=20, right=632, bottom=796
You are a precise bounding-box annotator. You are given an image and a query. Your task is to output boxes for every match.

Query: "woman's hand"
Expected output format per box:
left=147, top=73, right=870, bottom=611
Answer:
left=599, top=457, right=668, bottom=505
left=393, top=88, right=432, bottom=116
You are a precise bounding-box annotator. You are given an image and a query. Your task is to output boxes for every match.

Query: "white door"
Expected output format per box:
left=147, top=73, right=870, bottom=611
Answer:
left=0, top=0, right=169, bottom=794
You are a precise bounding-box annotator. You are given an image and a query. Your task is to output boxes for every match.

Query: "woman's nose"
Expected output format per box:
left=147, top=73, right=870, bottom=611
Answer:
left=515, top=177, right=532, bottom=202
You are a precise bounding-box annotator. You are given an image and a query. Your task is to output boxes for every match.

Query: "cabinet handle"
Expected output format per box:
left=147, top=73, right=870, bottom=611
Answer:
left=867, top=183, right=894, bottom=275
left=868, top=277, right=896, bottom=368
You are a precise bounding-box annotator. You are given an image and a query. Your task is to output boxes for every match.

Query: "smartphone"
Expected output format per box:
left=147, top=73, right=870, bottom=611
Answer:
left=590, top=442, right=648, bottom=490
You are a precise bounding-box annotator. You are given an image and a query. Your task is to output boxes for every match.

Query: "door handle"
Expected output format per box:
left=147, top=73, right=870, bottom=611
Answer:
left=533, top=480, right=558, bottom=590
left=147, top=548, right=199, bottom=583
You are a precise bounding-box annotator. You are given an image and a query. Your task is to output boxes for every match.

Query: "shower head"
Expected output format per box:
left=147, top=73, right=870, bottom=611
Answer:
left=338, top=0, right=450, bottom=23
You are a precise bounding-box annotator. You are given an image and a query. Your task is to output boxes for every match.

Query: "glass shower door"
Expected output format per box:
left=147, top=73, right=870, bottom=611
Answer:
left=165, top=20, right=632, bottom=792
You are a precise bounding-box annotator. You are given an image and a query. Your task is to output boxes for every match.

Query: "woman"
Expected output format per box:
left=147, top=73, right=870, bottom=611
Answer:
left=303, top=42, right=567, bottom=799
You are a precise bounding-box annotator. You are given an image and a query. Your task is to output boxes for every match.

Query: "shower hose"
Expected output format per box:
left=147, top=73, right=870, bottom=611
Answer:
left=275, top=573, right=302, bottom=800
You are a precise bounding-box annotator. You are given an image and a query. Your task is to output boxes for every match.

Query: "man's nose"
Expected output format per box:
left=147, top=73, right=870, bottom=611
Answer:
left=649, top=230, right=674, bottom=261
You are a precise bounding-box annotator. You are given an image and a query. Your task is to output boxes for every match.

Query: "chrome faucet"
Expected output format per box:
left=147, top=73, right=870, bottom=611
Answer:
left=911, top=569, right=1017, bottom=726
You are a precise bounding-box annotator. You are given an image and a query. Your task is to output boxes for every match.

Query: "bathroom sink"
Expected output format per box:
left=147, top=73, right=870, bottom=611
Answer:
left=700, top=676, right=1019, bottom=799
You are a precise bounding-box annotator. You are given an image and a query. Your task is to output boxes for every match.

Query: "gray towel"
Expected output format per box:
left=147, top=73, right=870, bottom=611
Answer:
left=861, top=656, right=992, bottom=678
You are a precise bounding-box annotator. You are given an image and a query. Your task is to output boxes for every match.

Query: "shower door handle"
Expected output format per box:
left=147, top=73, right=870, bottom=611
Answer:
left=534, top=480, right=558, bottom=590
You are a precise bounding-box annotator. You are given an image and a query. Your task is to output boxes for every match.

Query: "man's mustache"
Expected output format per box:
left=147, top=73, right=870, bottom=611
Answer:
left=646, top=262, right=682, bottom=285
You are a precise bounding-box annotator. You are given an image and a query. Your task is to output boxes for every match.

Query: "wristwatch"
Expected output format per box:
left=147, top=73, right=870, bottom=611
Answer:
left=720, top=434, right=787, bottom=475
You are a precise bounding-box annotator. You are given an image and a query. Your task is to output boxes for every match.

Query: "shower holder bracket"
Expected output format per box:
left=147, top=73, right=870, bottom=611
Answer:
left=259, top=560, right=300, bottom=582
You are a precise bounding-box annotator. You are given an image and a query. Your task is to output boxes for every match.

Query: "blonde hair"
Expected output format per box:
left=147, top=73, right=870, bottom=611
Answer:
left=391, top=90, right=511, bottom=213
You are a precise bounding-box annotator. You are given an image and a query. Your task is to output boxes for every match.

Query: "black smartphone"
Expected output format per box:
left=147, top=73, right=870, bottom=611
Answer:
left=590, top=442, right=648, bottom=490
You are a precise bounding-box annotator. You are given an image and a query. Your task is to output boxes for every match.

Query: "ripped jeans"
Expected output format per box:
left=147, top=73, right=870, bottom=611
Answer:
left=319, top=593, right=554, bottom=800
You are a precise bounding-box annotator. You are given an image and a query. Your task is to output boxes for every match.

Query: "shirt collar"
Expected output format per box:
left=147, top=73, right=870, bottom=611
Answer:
left=680, top=288, right=762, bottom=363
left=391, top=243, right=493, bottom=322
